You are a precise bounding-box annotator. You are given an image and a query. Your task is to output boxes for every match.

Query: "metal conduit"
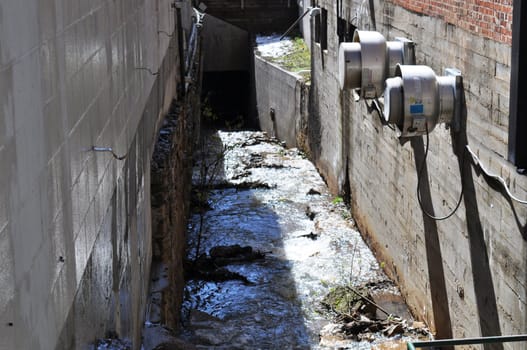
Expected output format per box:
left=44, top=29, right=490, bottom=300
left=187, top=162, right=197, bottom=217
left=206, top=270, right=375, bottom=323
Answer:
left=279, top=7, right=314, bottom=41
left=185, top=8, right=204, bottom=74
left=408, top=334, right=527, bottom=349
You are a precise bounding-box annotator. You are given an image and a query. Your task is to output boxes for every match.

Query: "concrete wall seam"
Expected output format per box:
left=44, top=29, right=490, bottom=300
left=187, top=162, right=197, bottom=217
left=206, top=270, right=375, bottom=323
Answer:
left=259, top=0, right=527, bottom=347
left=0, top=0, right=195, bottom=348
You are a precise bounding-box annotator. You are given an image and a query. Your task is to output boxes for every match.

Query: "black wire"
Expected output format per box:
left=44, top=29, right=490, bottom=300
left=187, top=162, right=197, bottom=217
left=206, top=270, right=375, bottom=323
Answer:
left=158, top=30, right=174, bottom=37
left=111, top=151, right=127, bottom=161
left=373, top=98, right=396, bottom=131
left=135, top=67, right=160, bottom=76
left=416, top=124, right=465, bottom=220
left=91, top=146, right=127, bottom=160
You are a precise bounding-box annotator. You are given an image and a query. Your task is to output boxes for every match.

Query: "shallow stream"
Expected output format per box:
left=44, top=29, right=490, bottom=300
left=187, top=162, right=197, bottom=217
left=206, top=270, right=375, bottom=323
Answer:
left=178, top=131, right=428, bottom=349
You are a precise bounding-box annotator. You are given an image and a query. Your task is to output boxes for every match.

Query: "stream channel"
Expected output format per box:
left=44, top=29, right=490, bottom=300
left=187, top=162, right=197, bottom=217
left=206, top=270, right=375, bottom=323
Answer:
left=177, top=130, right=430, bottom=349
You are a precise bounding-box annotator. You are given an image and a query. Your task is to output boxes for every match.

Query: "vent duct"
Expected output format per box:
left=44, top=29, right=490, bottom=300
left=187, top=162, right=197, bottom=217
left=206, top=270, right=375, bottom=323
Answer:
left=338, top=30, right=415, bottom=99
left=384, top=65, right=463, bottom=137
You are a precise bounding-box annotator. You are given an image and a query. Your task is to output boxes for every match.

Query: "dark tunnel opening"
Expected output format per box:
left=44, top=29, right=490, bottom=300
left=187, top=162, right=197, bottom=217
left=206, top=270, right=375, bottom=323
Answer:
left=201, top=70, right=252, bottom=130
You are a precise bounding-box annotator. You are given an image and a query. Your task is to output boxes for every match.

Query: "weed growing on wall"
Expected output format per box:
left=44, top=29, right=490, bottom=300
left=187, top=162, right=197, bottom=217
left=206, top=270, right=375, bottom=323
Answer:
left=261, top=37, right=311, bottom=81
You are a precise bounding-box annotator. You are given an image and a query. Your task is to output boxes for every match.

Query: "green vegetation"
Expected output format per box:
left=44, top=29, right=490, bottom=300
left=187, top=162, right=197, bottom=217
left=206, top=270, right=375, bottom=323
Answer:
left=332, top=196, right=344, bottom=205
left=263, top=37, right=311, bottom=81
left=341, top=211, right=352, bottom=220
left=321, top=285, right=376, bottom=317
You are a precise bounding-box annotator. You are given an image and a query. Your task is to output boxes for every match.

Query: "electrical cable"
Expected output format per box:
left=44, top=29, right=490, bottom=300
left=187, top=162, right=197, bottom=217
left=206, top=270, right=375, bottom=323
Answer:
left=158, top=30, right=174, bottom=37
left=465, top=145, right=527, bottom=205
left=135, top=67, right=160, bottom=76
left=193, top=8, right=205, bottom=24
left=279, top=7, right=313, bottom=41
left=372, top=98, right=395, bottom=130
left=368, top=0, right=377, bottom=30
left=416, top=124, right=465, bottom=220
left=91, top=147, right=127, bottom=160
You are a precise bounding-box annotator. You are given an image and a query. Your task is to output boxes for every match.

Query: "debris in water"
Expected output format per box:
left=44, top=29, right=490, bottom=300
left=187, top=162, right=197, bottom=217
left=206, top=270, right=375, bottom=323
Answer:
left=305, top=205, right=317, bottom=220
left=298, top=232, right=319, bottom=240
left=188, top=267, right=253, bottom=284
left=185, top=244, right=266, bottom=284
left=210, top=244, right=253, bottom=258
left=383, top=322, right=405, bottom=337
left=209, top=244, right=267, bottom=265
left=173, top=131, right=431, bottom=349
left=95, top=336, right=131, bottom=350
left=320, top=282, right=432, bottom=343
left=307, top=188, right=322, bottom=195
left=321, top=285, right=377, bottom=320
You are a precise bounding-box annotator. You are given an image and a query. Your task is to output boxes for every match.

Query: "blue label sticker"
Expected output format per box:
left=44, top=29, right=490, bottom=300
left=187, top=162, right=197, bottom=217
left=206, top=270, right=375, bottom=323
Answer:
left=410, top=104, right=424, bottom=114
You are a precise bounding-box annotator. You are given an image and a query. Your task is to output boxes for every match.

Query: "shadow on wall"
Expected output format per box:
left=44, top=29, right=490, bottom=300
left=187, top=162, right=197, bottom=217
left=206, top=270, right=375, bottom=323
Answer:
left=411, top=85, right=504, bottom=350
left=410, top=137, right=454, bottom=347
left=307, top=57, right=322, bottom=164
left=340, top=89, right=352, bottom=203
left=452, top=88, right=504, bottom=350
left=306, top=15, right=322, bottom=163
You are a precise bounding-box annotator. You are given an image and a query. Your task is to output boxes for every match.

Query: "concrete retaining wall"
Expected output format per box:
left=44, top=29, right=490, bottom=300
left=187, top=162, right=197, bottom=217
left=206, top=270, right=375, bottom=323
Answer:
left=254, top=55, right=308, bottom=149
left=0, top=0, right=194, bottom=348
left=257, top=0, right=527, bottom=345
left=202, top=15, right=249, bottom=72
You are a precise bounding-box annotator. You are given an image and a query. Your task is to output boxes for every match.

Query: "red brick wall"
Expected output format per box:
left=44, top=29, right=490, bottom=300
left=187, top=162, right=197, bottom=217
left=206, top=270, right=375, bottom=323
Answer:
left=389, top=0, right=513, bottom=44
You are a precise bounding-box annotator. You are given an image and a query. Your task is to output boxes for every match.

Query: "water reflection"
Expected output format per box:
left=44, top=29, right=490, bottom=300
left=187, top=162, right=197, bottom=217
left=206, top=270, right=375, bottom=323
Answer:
left=181, top=131, right=421, bottom=349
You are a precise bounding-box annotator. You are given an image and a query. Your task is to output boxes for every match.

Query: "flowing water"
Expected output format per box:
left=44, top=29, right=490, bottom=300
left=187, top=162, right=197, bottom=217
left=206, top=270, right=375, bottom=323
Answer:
left=178, top=131, right=428, bottom=349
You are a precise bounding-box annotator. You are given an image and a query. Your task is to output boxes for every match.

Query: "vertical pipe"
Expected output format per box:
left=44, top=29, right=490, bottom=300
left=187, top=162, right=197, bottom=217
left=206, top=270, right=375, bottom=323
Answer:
left=176, top=6, right=186, bottom=98
left=409, top=335, right=527, bottom=348
left=508, top=0, right=527, bottom=170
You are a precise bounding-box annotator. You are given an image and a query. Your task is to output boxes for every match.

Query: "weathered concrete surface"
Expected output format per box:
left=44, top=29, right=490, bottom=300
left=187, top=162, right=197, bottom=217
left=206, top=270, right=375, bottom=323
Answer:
left=146, top=5, right=204, bottom=345
left=150, top=95, right=201, bottom=332
left=254, top=55, right=309, bottom=149
left=202, top=15, right=249, bottom=72
left=256, top=0, right=527, bottom=346
left=0, top=0, right=195, bottom=348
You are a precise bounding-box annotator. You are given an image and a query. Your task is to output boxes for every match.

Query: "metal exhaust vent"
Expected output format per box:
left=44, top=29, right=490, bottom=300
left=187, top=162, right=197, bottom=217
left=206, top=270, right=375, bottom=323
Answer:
left=384, top=65, right=463, bottom=137
left=338, top=30, right=415, bottom=99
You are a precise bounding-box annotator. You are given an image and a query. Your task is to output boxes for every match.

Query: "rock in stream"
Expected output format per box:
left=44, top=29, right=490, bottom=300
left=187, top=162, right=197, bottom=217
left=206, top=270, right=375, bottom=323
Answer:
left=171, top=131, right=430, bottom=349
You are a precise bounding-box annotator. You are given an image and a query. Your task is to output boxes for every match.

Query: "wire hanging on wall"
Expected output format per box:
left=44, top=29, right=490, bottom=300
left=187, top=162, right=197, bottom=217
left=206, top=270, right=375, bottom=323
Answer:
left=158, top=30, right=174, bottom=37
left=466, top=145, right=527, bottom=205
left=135, top=67, right=160, bottom=75
left=416, top=124, right=466, bottom=220
left=91, top=147, right=127, bottom=160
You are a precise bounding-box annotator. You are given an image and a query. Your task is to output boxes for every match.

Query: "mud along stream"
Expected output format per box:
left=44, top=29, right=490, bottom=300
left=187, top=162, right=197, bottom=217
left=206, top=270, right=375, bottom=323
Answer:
left=168, top=131, right=430, bottom=349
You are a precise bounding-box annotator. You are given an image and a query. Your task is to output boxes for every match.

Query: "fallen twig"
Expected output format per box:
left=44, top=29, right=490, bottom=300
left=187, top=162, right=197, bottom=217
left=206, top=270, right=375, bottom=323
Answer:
left=344, top=285, right=392, bottom=318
